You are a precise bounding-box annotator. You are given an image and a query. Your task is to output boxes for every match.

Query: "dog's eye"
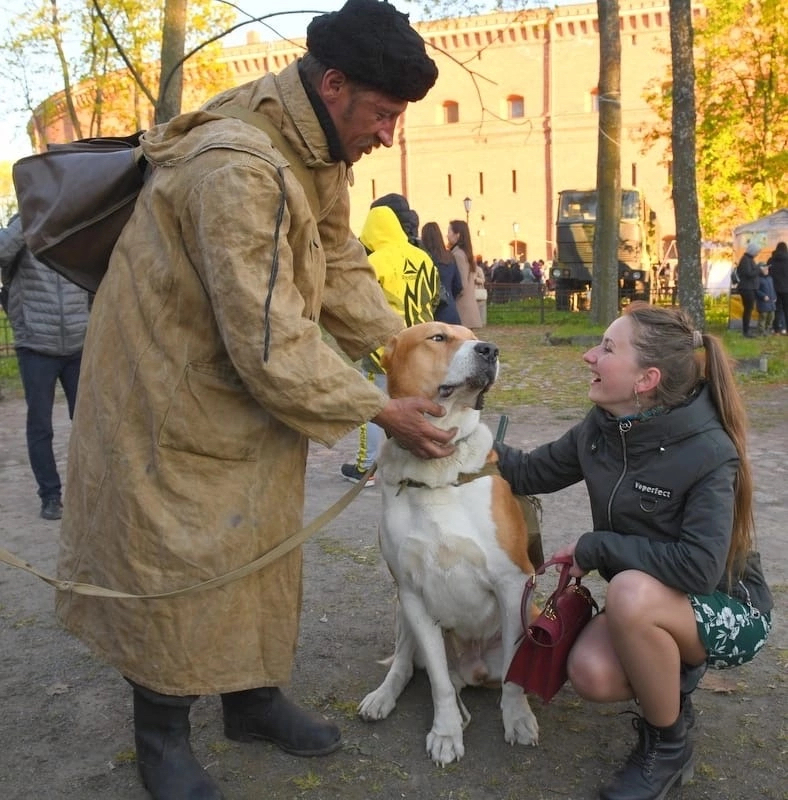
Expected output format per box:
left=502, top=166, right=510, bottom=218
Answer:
left=429, top=334, right=446, bottom=342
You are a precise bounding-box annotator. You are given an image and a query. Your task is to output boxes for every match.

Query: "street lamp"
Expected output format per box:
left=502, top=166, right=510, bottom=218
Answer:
left=463, top=196, right=472, bottom=224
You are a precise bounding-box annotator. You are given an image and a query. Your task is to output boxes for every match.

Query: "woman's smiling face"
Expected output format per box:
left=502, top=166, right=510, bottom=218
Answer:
left=583, top=315, right=650, bottom=417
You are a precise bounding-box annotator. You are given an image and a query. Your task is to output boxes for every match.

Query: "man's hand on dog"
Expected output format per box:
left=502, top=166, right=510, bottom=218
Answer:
left=374, top=398, right=457, bottom=459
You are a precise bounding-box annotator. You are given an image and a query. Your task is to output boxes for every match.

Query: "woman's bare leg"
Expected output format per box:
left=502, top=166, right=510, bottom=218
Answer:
left=567, top=570, right=706, bottom=725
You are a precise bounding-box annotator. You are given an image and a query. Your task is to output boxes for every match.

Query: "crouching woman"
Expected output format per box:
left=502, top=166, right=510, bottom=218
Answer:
left=495, top=302, right=773, bottom=800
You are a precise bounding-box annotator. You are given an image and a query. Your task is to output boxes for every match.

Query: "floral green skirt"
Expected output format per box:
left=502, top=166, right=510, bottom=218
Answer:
left=689, top=590, right=772, bottom=669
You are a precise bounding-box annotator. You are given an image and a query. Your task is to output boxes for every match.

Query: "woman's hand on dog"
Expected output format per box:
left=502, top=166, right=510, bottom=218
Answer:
left=374, top=398, right=457, bottom=459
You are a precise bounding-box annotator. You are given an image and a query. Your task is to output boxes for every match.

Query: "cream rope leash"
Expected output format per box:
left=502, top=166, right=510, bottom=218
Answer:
left=0, top=464, right=376, bottom=599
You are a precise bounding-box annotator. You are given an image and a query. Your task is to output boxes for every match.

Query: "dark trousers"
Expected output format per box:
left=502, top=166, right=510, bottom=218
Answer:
left=774, top=291, right=788, bottom=332
left=739, top=289, right=756, bottom=335
left=16, top=347, right=81, bottom=500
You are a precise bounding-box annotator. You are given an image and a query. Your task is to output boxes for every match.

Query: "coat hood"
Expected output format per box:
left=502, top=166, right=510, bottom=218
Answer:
left=360, top=206, right=407, bottom=252
left=140, top=61, right=336, bottom=174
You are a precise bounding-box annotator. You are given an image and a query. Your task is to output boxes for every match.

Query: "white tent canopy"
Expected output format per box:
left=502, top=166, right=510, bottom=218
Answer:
left=733, top=209, right=788, bottom=261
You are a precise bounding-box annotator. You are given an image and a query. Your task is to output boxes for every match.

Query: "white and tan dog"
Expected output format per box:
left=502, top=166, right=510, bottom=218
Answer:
left=358, top=321, right=539, bottom=766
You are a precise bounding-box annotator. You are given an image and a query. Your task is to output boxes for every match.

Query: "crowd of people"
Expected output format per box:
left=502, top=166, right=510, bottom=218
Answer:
left=0, top=2, right=775, bottom=800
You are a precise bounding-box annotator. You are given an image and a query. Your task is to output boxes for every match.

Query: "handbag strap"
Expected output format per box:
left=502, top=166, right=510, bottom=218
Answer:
left=519, top=555, right=576, bottom=633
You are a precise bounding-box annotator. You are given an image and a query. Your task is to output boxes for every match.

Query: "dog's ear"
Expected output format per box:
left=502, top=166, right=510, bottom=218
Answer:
left=380, top=332, right=399, bottom=375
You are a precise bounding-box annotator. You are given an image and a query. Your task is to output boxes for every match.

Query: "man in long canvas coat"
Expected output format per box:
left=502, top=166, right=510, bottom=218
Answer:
left=55, top=2, right=445, bottom=798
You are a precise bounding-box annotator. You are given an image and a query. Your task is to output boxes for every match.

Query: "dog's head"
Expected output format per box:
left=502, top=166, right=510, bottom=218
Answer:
left=381, top=322, right=499, bottom=417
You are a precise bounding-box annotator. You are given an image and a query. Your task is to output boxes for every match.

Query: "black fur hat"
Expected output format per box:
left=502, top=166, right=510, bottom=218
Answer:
left=306, top=0, right=438, bottom=102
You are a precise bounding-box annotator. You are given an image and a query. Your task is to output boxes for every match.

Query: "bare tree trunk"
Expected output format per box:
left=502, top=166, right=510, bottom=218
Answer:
left=669, top=0, right=704, bottom=327
left=593, top=0, right=622, bottom=325
left=49, top=0, right=83, bottom=139
left=156, top=0, right=188, bottom=124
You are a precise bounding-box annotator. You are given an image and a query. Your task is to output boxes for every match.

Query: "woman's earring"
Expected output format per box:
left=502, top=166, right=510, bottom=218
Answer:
left=633, top=387, right=642, bottom=411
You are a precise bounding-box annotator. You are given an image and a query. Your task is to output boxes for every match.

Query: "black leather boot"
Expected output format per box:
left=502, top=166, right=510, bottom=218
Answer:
left=599, top=713, right=694, bottom=800
left=221, top=687, right=341, bottom=757
left=679, top=662, right=707, bottom=730
left=132, top=683, right=224, bottom=800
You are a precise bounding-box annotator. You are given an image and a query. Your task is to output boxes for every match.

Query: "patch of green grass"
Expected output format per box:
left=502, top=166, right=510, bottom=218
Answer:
left=316, top=537, right=379, bottom=566
left=479, top=297, right=788, bottom=412
left=290, top=770, right=322, bottom=791
left=12, top=615, right=39, bottom=629
left=325, top=697, right=359, bottom=719
left=112, top=748, right=136, bottom=765
left=0, top=352, right=21, bottom=398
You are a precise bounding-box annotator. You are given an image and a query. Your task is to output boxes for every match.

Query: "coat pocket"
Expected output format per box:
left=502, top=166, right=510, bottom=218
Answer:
left=158, top=362, right=267, bottom=461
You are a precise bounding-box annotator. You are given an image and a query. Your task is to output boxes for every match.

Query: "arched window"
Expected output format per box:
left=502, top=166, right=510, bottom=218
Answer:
left=443, top=101, right=459, bottom=124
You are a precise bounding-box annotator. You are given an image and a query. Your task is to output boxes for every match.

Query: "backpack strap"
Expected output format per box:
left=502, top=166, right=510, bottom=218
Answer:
left=216, top=105, right=321, bottom=219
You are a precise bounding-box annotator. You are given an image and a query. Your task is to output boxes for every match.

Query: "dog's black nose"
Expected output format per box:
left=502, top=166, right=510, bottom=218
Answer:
left=474, top=342, right=499, bottom=363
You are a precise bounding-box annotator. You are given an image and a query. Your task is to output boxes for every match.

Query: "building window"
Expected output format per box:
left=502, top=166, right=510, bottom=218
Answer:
left=444, top=101, right=459, bottom=124
left=508, top=95, right=525, bottom=119
left=447, top=174, right=453, bottom=197
left=479, top=172, right=484, bottom=195
left=371, top=179, right=376, bottom=198
left=631, top=163, right=637, bottom=186
left=512, top=170, right=517, bottom=193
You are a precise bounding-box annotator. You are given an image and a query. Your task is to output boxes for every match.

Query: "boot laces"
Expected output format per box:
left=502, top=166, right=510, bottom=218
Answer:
left=622, top=711, right=660, bottom=777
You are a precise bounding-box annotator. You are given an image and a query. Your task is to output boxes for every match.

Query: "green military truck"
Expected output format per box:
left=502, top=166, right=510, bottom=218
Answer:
left=551, top=188, right=660, bottom=310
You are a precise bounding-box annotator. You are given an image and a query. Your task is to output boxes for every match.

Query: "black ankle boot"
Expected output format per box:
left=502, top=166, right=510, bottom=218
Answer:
left=679, top=662, right=706, bottom=730
left=221, top=687, right=341, bottom=757
left=599, top=713, right=694, bottom=800
left=132, top=684, right=224, bottom=800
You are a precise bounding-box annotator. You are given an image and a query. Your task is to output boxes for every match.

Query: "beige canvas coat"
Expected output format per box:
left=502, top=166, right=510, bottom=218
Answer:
left=55, top=62, right=403, bottom=696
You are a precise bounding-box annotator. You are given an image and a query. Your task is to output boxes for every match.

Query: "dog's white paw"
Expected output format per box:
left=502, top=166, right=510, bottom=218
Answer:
left=502, top=699, right=539, bottom=747
left=358, top=688, right=397, bottom=721
left=426, top=728, right=465, bottom=766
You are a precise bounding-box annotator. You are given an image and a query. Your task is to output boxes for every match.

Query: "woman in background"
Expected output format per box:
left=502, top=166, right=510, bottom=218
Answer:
left=421, top=222, right=462, bottom=324
left=447, top=219, right=483, bottom=329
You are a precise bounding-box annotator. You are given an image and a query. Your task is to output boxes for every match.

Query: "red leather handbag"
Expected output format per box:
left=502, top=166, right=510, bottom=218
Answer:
left=505, top=556, right=598, bottom=703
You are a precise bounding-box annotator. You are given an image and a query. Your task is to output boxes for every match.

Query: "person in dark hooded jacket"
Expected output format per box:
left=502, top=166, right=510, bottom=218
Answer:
left=766, top=240, right=788, bottom=334
left=736, top=240, right=762, bottom=337
left=494, top=302, right=772, bottom=800
left=421, top=220, right=462, bottom=324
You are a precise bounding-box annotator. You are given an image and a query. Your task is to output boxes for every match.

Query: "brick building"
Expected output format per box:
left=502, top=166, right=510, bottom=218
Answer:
left=34, top=0, right=700, bottom=261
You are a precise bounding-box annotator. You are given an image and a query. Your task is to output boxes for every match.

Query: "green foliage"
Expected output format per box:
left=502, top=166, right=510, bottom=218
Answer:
left=642, top=0, right=788, bottom=240
left=1, top=0, right=237, bottom=143
left=695, top=0, right=788, bottom=236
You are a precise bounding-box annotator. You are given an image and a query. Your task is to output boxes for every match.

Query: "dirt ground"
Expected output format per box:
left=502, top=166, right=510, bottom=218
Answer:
left=0, top=387, right=785, bottom=800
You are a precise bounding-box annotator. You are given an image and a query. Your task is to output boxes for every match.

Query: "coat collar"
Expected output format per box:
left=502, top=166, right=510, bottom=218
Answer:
left=592, top=383, right=721, bottom=448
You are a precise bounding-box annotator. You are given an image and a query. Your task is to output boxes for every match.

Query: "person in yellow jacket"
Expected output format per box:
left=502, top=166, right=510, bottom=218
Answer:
left=341, top=202, right=439, bottom=485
